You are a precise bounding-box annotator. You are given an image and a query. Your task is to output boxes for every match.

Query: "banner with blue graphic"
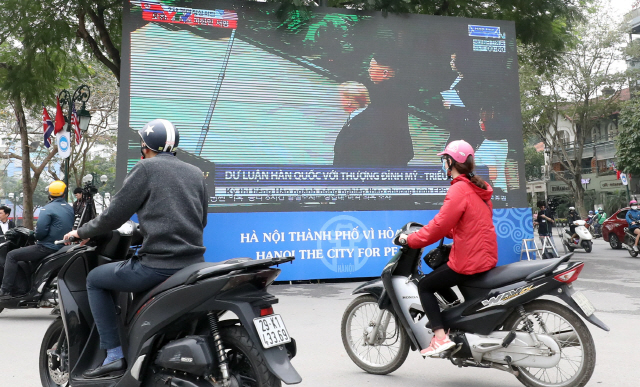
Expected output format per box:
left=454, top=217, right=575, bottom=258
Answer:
left=203, top=208, right=533, bottom=281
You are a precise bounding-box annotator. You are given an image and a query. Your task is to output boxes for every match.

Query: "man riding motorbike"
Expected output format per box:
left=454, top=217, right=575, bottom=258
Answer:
left=397, top=140, right=498, bottom=357
left=593, top=207, right=607, bottom=236
left=63, top=119, right=209, bottom=379
left=626, top=200, right=640, bottom=252
left=567, top=207, right=581, bottom=243
left=0, top=181, right=74, bottom=298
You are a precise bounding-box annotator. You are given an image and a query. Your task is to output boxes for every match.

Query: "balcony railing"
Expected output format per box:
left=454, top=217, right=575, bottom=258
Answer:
left=548, top=167, right=615, bottom=181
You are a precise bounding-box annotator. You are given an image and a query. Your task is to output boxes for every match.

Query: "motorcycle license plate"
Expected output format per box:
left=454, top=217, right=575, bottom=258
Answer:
left=571, top=291, right=595, bottom=316
left=253, top=314, right=291, bottom=349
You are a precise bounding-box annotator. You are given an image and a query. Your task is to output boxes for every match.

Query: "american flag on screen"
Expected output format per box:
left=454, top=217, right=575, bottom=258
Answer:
left=42, top=104, right=54, bottom=148
left=71, top=105, right=82, bottom=145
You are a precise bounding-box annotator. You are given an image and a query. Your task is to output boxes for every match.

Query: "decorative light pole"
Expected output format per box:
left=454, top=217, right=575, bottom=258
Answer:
left=57, top=85, right=92, bottom=201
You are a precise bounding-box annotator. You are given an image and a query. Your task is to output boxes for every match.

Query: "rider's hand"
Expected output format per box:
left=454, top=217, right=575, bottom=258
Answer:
left=397, top=234, right=408, bottom=246
left=63, top=230, right=90, bottom=246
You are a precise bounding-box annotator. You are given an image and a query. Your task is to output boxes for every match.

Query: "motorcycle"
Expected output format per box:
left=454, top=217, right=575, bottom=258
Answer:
left=39, top=221, right=301, bottom=387
left=621, top=226, right=640, bottom=258
left=561, top=220, right=593, bottom=253
left=341, top=222, right=607, bottom=387
left=0, top=227, right=67, bottom=315
left=0, top=180, right=102, bottom=316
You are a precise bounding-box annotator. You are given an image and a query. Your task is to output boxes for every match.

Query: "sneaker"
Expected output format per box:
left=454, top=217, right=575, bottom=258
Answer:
left=421, top=335, right=455, bottom=358
left=634, top=245, right=639, bottom=252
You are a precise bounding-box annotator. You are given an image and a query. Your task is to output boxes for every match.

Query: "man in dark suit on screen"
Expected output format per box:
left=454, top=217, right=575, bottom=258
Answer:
left=333, top=52, right=414, bottom=167
left=0, top=206, right=15, bottom=242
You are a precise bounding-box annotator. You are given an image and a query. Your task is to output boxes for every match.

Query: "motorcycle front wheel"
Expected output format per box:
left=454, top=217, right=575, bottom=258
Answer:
left=504, top=300, right=596, bottom=387
left=39, top=318, right=69, bottom=387
left=341, top=295, right=410, bottom=375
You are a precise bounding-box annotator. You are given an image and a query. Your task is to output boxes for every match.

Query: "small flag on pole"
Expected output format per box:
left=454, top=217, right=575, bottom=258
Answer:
left=71, top=105, right=81, bottom=145
left=54, top=97, right=65, bottom=134
left=42, top=104, right=54, bottom=148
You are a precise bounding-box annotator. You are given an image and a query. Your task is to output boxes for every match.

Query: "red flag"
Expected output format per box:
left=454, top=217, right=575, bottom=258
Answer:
left=617, top=170, right=621, bottom=180
left=71, top=105, right=82, bottom=145
left=54, top=97, right=65, bottom=134
left=42, top=104, right=54, bottom=148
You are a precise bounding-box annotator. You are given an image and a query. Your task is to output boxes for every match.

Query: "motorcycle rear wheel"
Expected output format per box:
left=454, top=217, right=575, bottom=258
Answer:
left=39, top=317, right=69, bottom=387
left=503, top=300, right=596, bottom=387
left=220, top=325, right=282, bottom=387
left=341, top=295, right=410, bottom=375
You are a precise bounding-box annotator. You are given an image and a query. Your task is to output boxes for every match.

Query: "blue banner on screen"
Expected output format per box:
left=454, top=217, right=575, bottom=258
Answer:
left=203, top=208, right=533, bottom=281
left=118, top=1, right=530, bottom=280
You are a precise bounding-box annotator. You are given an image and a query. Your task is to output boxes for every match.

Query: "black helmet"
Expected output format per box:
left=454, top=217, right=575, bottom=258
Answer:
left=138, top=119, right=179, bottom=154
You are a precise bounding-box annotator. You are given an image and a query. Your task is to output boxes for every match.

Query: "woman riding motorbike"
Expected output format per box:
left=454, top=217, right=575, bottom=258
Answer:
left=626, top=200, right=640, bottom=252
left=397, top=140, right=498, bottom=357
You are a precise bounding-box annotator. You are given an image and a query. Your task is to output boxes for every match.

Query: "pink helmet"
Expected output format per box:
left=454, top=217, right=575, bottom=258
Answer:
left=630, top=200, right=637, bottom=205
left=437, top=140, right=474, bottom=164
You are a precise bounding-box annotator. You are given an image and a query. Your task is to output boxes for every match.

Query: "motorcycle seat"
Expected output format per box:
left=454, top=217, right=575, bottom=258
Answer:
left=463, top=258, right=564, bottom=289
left=129, top=258, right=252, bottom=318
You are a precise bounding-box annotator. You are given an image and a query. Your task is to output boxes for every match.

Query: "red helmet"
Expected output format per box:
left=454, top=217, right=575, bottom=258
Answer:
left=437, top=140, right=474, bottom=164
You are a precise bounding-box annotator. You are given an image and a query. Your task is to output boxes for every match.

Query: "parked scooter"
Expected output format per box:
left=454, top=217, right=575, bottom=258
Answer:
left=561, top=220, right=593, bottom=253
left=39, top=222, right=301, bottom=387
left=621, top=227, right=640, bottom=258
left=341, top=222, right=607, bottom=387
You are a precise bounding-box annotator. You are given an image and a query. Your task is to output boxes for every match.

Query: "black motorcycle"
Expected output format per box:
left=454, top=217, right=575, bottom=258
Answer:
left=0, top=227, right=70, bottom=315
left=39, top=221, right=301, bottom=387
left=0, top=180, right=102, bottom=315
left=341, top=222, right=608, bottom=387
left=621, top=226, right=640, bottom=258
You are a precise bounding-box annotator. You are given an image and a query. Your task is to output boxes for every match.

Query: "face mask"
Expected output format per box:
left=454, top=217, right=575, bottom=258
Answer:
left=633, top=206, right=638, bottom=210
left=442, top=158, right=451, bottom=176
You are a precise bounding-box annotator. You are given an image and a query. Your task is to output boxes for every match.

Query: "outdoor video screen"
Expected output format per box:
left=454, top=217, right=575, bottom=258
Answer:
left=118, top=0, right=527, bottom=212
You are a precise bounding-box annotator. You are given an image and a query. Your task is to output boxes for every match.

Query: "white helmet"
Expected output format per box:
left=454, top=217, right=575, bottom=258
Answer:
left=569, top=207, right=575, bottom=211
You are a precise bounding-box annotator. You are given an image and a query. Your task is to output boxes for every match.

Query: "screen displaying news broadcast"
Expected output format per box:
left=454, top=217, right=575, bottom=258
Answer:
left=118, top=0, right=526, bottom=213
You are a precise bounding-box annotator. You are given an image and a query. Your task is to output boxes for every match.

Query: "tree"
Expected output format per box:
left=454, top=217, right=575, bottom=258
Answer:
left=524, top=146, right=544, bottom=181
left=616, top=98, right=640, bottom=176
left=278, top=0, right=586, bottom=71
left=519, top=9, right=628, bottom=216
left=0, top=1, right=122, bottom=83
left=0, top=1, right=89, bottom=228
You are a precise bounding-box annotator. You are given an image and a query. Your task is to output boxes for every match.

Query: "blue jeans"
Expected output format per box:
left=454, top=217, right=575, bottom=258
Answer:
left=87, top=258, right=178, bottom=349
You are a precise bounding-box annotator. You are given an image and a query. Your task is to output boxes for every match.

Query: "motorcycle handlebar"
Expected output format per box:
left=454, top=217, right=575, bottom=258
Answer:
left=55, top=236, right=79, bottom=245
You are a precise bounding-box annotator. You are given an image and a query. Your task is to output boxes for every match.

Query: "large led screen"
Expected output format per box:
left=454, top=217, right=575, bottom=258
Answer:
left=118, top=0, right=526, bottom=212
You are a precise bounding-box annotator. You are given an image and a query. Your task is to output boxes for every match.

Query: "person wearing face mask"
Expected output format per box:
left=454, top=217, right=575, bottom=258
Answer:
left=567, top=207, right=581, bottom=243
left=593, top=207, right=607, bottom=236
left=626, top=200, right=640, bottom=252
left=62, top=119, right=209, bottom=379
left=397, top=140, right=498, bottom=358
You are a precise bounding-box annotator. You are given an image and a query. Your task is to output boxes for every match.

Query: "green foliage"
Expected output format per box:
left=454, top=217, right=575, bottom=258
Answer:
left=524, top=146, right=544, bottom=180
left=617, top=98, right=640, bottom=176
left=272, top=0, right=588, bottom=72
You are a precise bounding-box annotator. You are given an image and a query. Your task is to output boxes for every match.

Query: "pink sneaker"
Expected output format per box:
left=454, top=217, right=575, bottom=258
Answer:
left=421, top=335, right=455, bottom=357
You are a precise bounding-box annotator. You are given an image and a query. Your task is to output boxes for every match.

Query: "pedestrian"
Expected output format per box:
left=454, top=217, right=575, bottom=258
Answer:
left=534, top=200, right=557, bottom=255
left=73, top=187, right=84, bottom=217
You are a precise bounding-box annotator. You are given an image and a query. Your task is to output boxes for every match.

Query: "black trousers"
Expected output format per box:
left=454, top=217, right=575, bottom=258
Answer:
left=1, top=245, right=55, bottom=294
left=417, top=264, right=476, bottom=331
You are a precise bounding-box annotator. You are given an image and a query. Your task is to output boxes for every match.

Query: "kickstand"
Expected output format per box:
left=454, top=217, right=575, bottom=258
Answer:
left=504, top=356, right=519, bottom=377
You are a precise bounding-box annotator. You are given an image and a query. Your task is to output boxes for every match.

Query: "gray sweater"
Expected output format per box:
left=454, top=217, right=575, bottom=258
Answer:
left=78, top=153, right=208, bottom=269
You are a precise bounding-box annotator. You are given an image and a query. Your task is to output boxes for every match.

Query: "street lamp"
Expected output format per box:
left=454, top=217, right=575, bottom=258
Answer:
left=7, top=193, right=14, bottom=222
left=58, top=85, right=92, bottom=201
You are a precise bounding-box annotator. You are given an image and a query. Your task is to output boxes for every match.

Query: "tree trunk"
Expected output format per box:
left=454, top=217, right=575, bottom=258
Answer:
left=574, top=174, right=586, bottom=217
left=14, top=96, right=34, bottom=229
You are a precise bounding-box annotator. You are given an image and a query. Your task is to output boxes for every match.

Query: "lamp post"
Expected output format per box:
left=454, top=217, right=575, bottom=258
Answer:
left=7, top=193, right=14, bottom=222
left=58, top=85, right=92, bottom=202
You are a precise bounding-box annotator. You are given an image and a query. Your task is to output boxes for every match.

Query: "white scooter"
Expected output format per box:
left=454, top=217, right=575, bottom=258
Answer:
left=560, top=220, right=593, bottom=253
